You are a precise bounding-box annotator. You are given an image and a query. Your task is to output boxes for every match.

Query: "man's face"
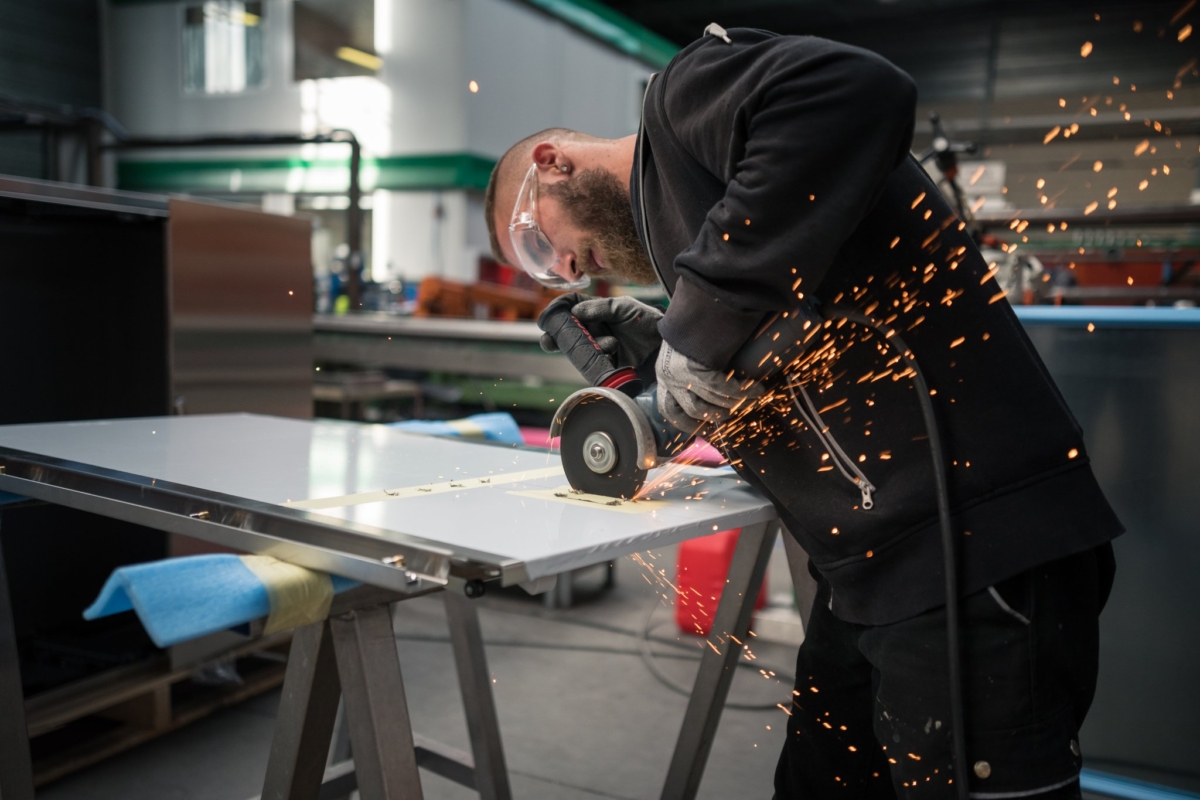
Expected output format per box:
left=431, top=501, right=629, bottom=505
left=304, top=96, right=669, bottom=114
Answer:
left=502, top=166, right=659, bottom=286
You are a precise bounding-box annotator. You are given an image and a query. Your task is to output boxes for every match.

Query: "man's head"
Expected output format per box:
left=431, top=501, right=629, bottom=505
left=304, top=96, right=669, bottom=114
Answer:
left=485, top=127, right=657, bottom=286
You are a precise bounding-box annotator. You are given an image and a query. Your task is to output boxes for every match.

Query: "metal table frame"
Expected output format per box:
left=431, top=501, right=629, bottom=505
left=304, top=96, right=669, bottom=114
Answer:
left=0, top=444, right=805, bottom=800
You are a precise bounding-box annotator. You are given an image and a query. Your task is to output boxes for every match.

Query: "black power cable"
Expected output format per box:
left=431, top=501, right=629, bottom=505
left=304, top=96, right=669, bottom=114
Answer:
left=824, top=304, right=969, bottom=798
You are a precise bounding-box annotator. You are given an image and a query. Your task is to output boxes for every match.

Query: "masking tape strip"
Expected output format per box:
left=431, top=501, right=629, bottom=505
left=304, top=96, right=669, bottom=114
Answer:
left=445, top=419, right=486, bottom=438
left=288, top=465, right=564, bottom=510
left=507, top=486, right=668, bottom=514
left=239, top=555, right=334, bottom=636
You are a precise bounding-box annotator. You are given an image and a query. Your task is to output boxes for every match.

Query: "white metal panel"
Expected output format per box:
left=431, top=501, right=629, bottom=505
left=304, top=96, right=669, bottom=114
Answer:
left=0, top=415, right=775, bottom=579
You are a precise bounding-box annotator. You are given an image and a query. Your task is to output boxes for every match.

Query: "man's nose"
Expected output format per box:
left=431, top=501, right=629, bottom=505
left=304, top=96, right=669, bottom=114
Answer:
left=554, top=253, right=581, bottom=283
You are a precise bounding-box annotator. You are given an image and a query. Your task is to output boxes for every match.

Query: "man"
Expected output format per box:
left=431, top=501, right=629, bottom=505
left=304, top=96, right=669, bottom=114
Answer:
left=485, top=26, right=1120, bottom=798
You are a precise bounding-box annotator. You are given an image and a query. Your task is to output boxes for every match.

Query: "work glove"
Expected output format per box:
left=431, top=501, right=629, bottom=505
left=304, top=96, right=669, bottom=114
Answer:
left=536, top=293, right=620, bottom=386
left=539, top=295, right=663, bottom=369
left=656, top=341, right=765, bottom=429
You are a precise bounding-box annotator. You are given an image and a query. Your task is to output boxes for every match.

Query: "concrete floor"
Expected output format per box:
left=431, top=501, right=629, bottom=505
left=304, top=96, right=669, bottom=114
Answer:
left=37, top=546, right=800, bottom=800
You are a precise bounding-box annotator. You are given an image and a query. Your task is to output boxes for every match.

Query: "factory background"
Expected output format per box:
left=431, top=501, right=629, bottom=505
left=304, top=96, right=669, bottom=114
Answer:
left=0, top=1, right=1197, bottom=799
left=5, top=0, right=1198, bottom=287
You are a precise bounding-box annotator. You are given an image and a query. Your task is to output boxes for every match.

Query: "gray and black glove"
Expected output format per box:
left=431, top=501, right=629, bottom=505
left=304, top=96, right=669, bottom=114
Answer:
left=656, top=341, right=765, bottom=429
left=536, top=293, right=620, bottom=386
left=539, top=295, right=663, bottom=369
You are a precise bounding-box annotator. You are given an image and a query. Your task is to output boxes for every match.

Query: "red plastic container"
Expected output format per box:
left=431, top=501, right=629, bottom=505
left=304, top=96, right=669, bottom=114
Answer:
left=675, top=528, right=768, bottom=636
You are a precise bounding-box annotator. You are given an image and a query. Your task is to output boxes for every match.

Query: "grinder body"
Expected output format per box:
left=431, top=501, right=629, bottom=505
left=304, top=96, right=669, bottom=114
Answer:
left=544, top=302, right=822, bottom=498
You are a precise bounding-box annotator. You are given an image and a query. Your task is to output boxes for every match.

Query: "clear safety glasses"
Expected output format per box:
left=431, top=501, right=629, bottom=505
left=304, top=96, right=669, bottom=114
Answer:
left=508, top=163, right=590, bottom=290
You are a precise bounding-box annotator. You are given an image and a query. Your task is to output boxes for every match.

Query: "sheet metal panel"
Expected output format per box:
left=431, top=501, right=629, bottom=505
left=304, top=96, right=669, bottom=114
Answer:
left=0, top=415, right=775, bottom=583
left=168, top=198, right=314, bottom=419
left=1022, top=317, right=1200, bottom=781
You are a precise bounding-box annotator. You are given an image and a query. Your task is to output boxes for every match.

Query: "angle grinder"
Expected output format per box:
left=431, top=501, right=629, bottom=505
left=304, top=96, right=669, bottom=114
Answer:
left=540, top=299, right=822, bottom=498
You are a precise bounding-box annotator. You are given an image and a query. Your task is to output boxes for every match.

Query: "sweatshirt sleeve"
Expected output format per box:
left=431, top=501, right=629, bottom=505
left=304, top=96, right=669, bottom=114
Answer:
left=656, top=34, right=917, bottom=370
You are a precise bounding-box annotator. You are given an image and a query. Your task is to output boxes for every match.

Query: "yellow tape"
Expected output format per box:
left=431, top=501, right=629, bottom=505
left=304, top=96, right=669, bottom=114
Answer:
left=239, top=555, right=334, bottom=635
left=445, top=419, right=486, bottom=438
left=507, top=486, right=668, bottom=514
left=288, top=465, right=563, bottom=510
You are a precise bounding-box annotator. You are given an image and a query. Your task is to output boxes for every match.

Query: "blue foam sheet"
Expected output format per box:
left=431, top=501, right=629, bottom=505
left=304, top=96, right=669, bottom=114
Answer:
left=84, top=555, right=357, bottom=648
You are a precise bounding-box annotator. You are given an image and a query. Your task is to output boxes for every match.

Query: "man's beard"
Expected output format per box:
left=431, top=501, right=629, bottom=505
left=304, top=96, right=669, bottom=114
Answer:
left=545, top=168, right=659, bottom=286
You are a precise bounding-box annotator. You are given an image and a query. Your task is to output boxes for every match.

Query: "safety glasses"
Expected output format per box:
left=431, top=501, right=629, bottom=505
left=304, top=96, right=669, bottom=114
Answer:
left=508, top=163, right=590, bottom=290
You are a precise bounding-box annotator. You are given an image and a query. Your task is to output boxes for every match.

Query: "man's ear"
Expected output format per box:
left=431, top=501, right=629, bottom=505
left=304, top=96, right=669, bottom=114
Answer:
left=531, top=142, right=569, bottom=176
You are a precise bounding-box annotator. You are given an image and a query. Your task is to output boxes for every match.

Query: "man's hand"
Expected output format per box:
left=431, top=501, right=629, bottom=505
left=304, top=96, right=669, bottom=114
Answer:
left=656, top=342, right=764, bottom=428
left=536, top=293, right=619, bottom=387
left=540, top=296, right=663, bottom=369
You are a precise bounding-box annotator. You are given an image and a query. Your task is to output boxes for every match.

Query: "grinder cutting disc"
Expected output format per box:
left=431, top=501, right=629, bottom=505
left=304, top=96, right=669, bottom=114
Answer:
left=560, top=396, right=648, bottom=499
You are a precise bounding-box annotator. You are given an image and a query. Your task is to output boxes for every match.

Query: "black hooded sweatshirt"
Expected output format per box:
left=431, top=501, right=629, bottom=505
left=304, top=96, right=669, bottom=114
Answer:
left=630, top=27, right=1123, bottom=625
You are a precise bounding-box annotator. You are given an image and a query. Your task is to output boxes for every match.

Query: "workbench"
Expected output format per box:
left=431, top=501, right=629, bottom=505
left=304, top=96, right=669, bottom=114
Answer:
left=313, top=313, right=579, bottom=385
left=0, top=414, right=789, bottom=800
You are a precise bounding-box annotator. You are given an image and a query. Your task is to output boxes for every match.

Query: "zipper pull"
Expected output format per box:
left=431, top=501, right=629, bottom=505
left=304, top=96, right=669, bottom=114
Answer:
left=704, top=23, right=732, bottom=44
left=858, top=482, right=875, bottom=510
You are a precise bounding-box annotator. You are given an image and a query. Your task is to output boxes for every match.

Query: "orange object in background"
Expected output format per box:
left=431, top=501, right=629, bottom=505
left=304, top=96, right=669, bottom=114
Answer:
left=415, top=276, right=563, bottom=320
left=675, top=528, right=768, bottom=636
left=1071, top=261, right=1163, bottom=292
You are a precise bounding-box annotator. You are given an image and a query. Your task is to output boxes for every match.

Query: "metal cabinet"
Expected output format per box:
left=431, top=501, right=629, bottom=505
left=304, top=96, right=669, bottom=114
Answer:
left=0, top=176, right=311, bottom=707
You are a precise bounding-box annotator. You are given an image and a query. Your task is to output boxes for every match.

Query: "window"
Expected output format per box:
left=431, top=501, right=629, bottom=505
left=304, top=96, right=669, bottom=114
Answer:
left=183, top=1, right=266, bottom=94
left=294, top=0, right=378, bottom=81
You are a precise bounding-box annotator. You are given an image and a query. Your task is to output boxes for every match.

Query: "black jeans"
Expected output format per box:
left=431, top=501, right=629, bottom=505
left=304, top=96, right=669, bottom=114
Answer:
left=774, top=543, right=1115, bottom=799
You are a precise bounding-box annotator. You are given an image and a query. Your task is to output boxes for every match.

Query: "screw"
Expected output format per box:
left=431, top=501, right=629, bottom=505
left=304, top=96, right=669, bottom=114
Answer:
left=189, top=510, right=210, bottom=520
left=463, top=579, right=486, bottom=598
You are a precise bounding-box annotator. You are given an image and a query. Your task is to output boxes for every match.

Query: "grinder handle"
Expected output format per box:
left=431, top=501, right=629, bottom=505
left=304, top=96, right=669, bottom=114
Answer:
left=538, top=296, right=643, bottom=395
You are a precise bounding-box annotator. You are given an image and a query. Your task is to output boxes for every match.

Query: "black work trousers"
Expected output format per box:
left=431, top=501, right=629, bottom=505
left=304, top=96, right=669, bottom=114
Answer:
left=774, top=543, right=1115, bottom=799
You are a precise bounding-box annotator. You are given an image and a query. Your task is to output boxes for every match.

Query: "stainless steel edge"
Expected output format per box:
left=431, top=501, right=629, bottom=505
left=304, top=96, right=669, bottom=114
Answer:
left=0, top=471, right=439, bottom=594
left=0, top=448, right=528, bottom=591
left=0, top=175, right=170, bottom=217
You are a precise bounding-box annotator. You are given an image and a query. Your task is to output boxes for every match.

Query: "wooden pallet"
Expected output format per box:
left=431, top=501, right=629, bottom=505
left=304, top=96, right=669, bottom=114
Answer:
left=25, top=632, right=292, bottom=786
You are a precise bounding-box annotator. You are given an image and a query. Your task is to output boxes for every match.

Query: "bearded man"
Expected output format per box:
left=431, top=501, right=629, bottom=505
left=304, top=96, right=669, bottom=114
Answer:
left=484, top=25, right=1119, bottom=799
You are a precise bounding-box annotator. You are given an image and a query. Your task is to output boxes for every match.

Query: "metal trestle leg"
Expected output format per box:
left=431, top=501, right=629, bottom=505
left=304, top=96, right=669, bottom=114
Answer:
left=261, top=620, right=342, bottom=800
left=659, top=521, right=777, bottom=800
left=329, top=604, right=425, bottom=800
left=443, top=591, right=512, bottom=800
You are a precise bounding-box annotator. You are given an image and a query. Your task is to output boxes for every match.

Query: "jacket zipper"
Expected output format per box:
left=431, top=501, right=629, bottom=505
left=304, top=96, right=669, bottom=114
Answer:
left=785, top=380, right=877, bottom=510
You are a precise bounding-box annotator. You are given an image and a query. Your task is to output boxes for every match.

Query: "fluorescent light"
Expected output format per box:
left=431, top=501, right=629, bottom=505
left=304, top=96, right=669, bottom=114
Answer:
left=336, top=46, right=382, bottom=71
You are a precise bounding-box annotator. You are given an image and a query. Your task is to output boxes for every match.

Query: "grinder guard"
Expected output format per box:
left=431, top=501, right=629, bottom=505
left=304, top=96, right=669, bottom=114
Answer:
left=551, top=304, right=823, bottom=498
